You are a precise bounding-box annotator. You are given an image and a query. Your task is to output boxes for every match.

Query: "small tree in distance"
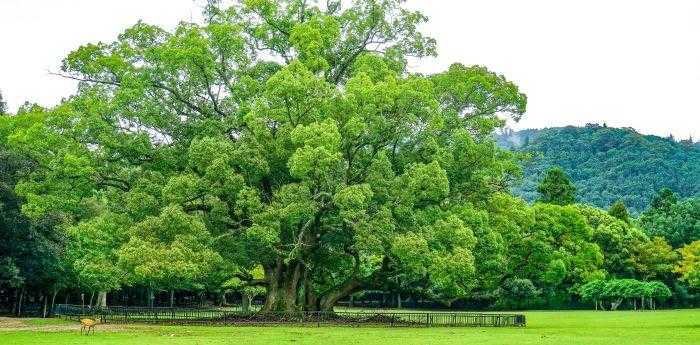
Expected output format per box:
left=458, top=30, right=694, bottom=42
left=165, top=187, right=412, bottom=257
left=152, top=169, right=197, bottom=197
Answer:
left=608, top=200, right=630, bottom=224
left=537, top=167, right=577, bottom=205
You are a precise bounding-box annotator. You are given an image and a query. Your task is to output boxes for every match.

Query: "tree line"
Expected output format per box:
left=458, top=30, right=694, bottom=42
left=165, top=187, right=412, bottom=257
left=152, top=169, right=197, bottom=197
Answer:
left=496, top=125, right=700, bottom=214
left=1, top=0, right=699, bottom=316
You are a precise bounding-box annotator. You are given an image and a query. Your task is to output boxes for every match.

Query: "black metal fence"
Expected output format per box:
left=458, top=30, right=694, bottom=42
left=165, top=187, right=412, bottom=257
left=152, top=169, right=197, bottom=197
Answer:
left=53, top=304, right=526, bottom=327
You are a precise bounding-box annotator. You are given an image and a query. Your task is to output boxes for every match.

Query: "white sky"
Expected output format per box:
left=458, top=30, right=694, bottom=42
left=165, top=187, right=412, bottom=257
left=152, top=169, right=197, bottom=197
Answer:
left=1, top=0, right=698, bottom=138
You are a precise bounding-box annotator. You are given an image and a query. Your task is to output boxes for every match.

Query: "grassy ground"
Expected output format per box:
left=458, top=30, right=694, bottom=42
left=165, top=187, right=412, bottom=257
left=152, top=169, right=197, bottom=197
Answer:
left=1, top=310, right=698, bottom=345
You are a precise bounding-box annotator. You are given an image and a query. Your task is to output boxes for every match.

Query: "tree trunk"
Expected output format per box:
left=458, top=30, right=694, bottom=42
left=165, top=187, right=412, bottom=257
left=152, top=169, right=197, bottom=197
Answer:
left=170, top=289, right=175, bottom=308
left=11, top=289, right=18, bottom=315
left=262, top=260, right=302, bottom=312
left=96, top=291, right=107, bottom=308
left=50, top=289, right=58, bottom=317
left=88, top=291, right=95, bottom=308
left=242, top=292, right=250, bottom=312
left=42, top=293, right=48, bottom=318
left=261, top=257, right=361, bottom=313
left=397, top=292, right=402, bottom=309
left=16, top=286, right=25, bottom=317
left=610, top=298, right=622, bottom=311
left=148, top=288, right=154, bottom=308
left=319, top=279, right=361, bottom=312
left=220, top=291, right=227, bottom=307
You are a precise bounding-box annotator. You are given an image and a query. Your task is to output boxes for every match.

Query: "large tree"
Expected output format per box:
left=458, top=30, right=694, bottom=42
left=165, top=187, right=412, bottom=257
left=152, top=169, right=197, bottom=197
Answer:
left=9, top=0, right=526, bottom=312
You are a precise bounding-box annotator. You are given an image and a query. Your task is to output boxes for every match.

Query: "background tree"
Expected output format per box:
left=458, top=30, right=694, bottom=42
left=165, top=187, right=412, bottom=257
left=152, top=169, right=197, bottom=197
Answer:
left=507, top=203, right=604, bottom=304
left=627, top=237, right=678, bottom=281
left=676, top=241, right=700, bottom=288
left=640, top=191, right=700, bottom=247
left=608, top=200, right=630, bottom=223
left=579, top=280, right=606, bottom=310
left=537, top=167, right=576, bottom=205
left=0, top=110, right=69, bottom=316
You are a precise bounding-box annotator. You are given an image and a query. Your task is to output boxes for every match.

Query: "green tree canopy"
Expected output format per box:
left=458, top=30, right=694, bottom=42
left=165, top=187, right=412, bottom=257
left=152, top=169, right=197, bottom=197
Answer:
left=608, top=200, right=630, bottom=223
left=8, top=0, right=526, bottom=312
left=537, top=167, right=576, bottom=205
left=640, top=190, right=700, bottom=247
left=676, top=241, right=700, bottom=288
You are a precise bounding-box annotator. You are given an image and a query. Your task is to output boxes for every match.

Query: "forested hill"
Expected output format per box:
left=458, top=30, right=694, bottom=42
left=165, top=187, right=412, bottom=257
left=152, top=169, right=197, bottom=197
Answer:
left=497, top=124, right=700, bottom=213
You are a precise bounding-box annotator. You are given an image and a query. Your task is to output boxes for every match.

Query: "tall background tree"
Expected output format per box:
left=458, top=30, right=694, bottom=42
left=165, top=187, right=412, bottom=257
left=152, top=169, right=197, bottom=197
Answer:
left=537, top=167, right=576, bottom=205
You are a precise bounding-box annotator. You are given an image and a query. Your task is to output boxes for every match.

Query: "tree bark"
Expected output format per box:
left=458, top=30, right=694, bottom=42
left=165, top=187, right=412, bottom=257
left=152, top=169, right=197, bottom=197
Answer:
left=319, top=279, right=360, bottom=312
left=96, top=291, right=107, bottom=308
left=242, top=291, right=250, bottom=312
left=148, top=288, right=154, bottom=308
left=170, top=289, right=175, bottom=308
left=42, top=293, right=48, bottom=318
left=16, top=286, right=25, bottom=317
left=262, top=260, right=303, bottom=312
left=50, top=289, right=58, bottom=317
left=11, top=289, right=18, bottom=315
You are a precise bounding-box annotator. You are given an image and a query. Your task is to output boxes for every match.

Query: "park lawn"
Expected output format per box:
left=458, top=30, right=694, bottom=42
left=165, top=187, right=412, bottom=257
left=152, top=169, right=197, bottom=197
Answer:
left=0, top=310, right=698, bottom=345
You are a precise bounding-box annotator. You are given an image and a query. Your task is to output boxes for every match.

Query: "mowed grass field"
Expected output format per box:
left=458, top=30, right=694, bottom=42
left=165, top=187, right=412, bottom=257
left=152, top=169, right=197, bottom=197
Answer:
left=1, top=309, right=698, bottom=345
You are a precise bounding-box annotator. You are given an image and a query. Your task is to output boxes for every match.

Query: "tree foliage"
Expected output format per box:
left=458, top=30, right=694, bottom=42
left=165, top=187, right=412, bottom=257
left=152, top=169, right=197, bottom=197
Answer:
left=676, top=241, right=700, bottom=288
left=6, top=0, right=526, bottom=312
left=639, top=189, right=700, bottom=247
left=498, top=125, right=700, bottom=213
left=536, top=167, right=576, bottom=205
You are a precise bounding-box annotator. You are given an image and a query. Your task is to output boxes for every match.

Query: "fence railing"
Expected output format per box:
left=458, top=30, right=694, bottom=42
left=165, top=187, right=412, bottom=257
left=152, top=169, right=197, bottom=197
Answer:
left=53, top=304, right=526, bottom=327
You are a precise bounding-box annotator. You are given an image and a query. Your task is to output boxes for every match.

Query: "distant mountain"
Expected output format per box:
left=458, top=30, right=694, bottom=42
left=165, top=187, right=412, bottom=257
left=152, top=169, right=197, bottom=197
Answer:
left=497, top=124, right=700, bottom=214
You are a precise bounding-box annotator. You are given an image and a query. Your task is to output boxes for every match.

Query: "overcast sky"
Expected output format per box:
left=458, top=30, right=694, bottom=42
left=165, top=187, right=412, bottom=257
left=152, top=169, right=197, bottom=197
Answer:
left=1, top=0, right=698, bottom=138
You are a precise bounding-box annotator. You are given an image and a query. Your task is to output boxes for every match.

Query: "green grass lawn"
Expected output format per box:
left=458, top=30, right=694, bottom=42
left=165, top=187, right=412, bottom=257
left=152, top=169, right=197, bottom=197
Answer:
left=1, top=310, right=698, bottom=345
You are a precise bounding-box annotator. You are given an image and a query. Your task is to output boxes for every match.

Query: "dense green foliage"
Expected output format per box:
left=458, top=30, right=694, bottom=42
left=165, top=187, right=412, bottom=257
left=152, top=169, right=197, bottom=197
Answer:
left=536, top=167, right=576, bottom=205
left=2, top=0, right=529, bottom=313
left=639, top=188, right=700, bottom=247
left=498, top=125, right=700, bottom=214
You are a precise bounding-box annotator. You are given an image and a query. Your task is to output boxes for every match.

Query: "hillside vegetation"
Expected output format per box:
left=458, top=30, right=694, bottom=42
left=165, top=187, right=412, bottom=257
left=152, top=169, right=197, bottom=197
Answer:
left=498, top=125, right=700, bottom=213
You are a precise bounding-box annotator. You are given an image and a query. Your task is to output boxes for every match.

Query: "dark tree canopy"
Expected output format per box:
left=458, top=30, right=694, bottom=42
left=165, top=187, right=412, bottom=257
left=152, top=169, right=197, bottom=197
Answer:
left=537, top=167, right=576, bottom=206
